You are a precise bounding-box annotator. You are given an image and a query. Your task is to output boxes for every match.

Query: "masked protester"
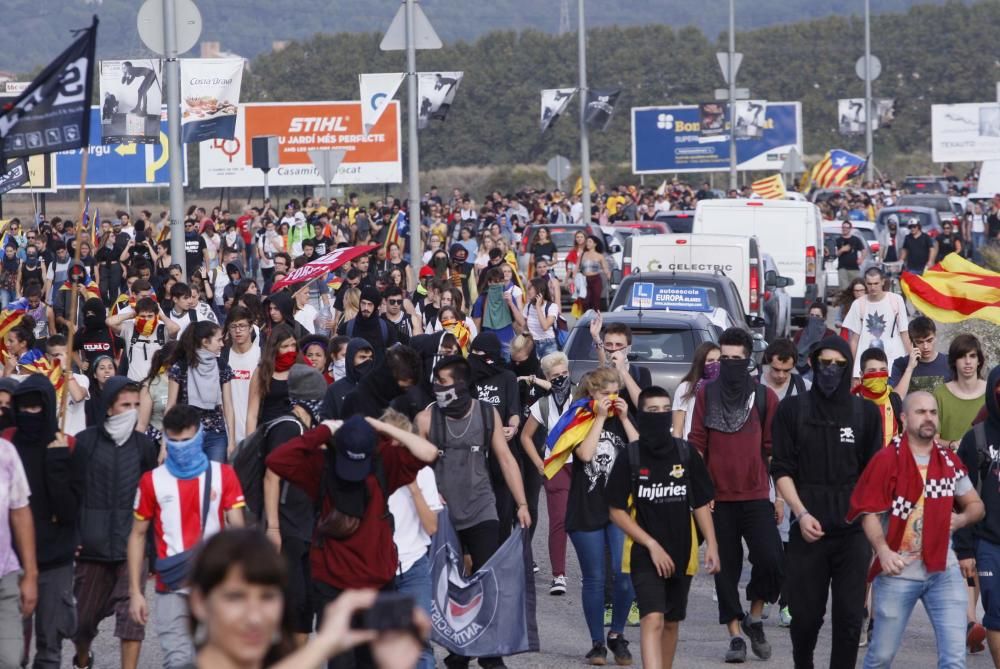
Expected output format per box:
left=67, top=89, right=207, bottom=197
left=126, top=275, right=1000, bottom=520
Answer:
left=320, top=338, right=374, bottom=420
left=75, top=297, right=124, bottom=371
left=72, top=378, right=159, bottom=669
left=687, top=327, right=782, bottom=664
left=607, top=386, right=721, bottom=669
left=10, top=376, right=83, bottom=669
left=266, top=413, right=438, bottom=669
left=853, top=348, right=904, bottom=449
left=0, top=377, right=17, bottom=430
left=336, top=286, right=398, bottom=364
left=771, top=336, right=883, bottom=668
left=128, top=404, right=247, bottom=669
left=416, top=355, right=532, bottom=669
left=341, top=345, right=422, bottom=419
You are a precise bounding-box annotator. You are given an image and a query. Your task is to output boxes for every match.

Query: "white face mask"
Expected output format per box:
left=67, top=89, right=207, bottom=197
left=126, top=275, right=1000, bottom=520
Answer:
left=105, top=408, right=139, bottom=446
left=332, top=358, right=346, bottom=381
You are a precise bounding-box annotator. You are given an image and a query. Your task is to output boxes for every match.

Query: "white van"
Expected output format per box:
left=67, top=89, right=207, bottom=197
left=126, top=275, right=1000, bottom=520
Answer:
left=693, top=199, right=824, bottom=318
left=623, top=233, right=764, bottom=317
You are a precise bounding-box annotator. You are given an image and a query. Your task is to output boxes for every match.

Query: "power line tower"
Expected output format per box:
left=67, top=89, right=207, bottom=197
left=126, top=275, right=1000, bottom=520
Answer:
left=559, top=0, right=571, bottom=35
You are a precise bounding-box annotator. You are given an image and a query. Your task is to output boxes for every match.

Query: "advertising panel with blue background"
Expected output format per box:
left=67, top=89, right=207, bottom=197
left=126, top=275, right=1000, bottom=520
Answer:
left=631, top=102, right=801, bottom=174
left=55, top=107, right=187, bottom=189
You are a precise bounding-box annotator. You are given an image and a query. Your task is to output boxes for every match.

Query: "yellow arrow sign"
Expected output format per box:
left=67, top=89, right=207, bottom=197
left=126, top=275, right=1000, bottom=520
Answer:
left=114, top=143, right=137, bottom=157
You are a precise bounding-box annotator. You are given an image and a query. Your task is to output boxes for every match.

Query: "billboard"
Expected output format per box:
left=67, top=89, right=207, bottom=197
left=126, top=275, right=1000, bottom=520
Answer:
left=55, top=108, right=187, bottom=189
left=199, top=101, right=402, bottom=188
left=631, top=102, right=802, bottom=174
left=838, top=98, right=895, bottom=135
left=6, top=155, right=56, bottom=194
left=931, top=102, right=1000, bottom=162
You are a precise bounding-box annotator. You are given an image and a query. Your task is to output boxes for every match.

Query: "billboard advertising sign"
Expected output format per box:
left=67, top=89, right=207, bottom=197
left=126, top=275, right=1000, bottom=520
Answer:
left=931, top=102, right=1000, bottom=162
left=199, top=101, right=402, bottom=188
left=631, top=102, right=802, bottom=174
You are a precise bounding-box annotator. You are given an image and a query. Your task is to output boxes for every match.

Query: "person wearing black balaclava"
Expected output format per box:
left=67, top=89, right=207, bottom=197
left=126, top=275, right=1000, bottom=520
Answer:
left=10, top=375, right=84, bottom=669
left=771, top=335, right=883, bottom=669
left=687, top=327, right=782, bottom=664
left=468, top=332, right=521, bottom=543
left=320, top=338, right=374, bottom=420
left=336, top=286, right=398, bottom=364
left=74, top=297, right=124, bottom=371
left=341, top=345, right=422, bottom=419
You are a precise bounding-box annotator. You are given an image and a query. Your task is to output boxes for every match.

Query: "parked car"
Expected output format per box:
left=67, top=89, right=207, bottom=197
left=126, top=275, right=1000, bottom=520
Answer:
left=760, top=254, right=794, bottom=343
left=902, top=176, right=949, bottom=194
left=563, top=310, right=721, bottom=396
left=653, top=210, right=695, bottom=233
left=895, top=194, right=959, bottom=226
left=876, top=205, right=943, bottom=240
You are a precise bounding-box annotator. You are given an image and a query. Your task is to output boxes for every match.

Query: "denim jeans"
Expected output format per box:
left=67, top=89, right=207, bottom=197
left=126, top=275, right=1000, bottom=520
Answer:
left=203, top=429, right=228, bottom=463
left=0, top=289, right=14, bottom=309
left=394, top=554, right=434, bottom=669
left=864, top=565, right=966, bottom=669
left=569, top=523, right=635, bottom=643
left=534, top=339, right=558, bottom=360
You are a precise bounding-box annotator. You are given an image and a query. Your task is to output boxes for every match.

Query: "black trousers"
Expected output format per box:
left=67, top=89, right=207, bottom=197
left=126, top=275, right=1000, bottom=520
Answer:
left=785, top=529, right=869, bottom=669
left=313, top=581, right=387, bottom=669
left=712, top=499, right=784, bottom=625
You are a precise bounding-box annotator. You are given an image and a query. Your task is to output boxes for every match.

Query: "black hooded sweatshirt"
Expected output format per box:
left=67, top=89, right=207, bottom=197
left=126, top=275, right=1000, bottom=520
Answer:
left=75, top=376, right=159, bottom=562
left=770, top=335, right=883, bottom=536
left=342, top=356, right=409, bottom=419
left=264, top=290, right=307, bottom=342
left=10, top=375, right=83, bottom=569
left=956, top=365, right=1000, bottom=558
left=468, top=333, right=520, bottom=428
left=321, top=338, right=373, bottom=420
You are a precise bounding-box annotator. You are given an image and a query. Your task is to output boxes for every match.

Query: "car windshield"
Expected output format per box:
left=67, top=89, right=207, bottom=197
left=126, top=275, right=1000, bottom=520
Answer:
left=658, top=214, right=693, bottom=233
left=897, top=196, right=951, bottom=213
left=568, top=325, right=696, bottom=362
left=545, top=228, right=585, bottom=250
left=611, top=279, right=723, bottom=310
left=903, top=180, right=946, bottom=194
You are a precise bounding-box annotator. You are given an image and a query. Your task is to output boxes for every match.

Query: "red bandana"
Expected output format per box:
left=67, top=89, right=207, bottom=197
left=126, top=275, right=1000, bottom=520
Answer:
left=847, top=434, right=966, bottom=579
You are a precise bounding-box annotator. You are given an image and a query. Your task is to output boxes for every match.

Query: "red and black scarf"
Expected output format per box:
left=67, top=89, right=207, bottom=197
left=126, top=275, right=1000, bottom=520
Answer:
left=847, top=434, right=966, bottom=579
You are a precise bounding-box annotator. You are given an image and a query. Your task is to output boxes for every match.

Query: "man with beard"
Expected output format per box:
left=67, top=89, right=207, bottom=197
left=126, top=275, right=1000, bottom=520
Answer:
left=770, top=336, right=883, bottom=668
left=849, top=392, right=983, bottom=667
left=265, top=414, right=438, bottom=669
left=261, top=364, right=327, bottom=644
left=687, top=327, right=782, bottom=664
left=467, top=333, right=522, bottom=542
left=10, top=376, right=83, bottom=668
left=320, top=338, right=374, bottom=420
left=72, top=378, right=158, bottom=669
left=341, top=345, right=422, bottom=419
left=337, top=286, right=398, bottom=364
left=415, top=356, right=531, bottom=669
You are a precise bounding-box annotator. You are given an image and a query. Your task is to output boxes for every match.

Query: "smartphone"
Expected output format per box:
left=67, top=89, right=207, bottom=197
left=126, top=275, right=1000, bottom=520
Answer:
left=349, top=592, right=415, bottom=632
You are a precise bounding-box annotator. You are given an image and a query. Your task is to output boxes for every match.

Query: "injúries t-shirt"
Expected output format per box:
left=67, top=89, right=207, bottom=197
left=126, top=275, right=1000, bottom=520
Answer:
left=565, top=417, right=627, bottom=533
left=606, top=439, right=714, bottom=576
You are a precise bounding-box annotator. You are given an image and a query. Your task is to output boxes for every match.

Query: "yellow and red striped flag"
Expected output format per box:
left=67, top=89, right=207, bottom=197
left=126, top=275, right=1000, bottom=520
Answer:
left=810, top=149, right=866, bottom=188
left=901, top=253, right=1000, bottom=324
left=751, top=174, right=786, bottom=199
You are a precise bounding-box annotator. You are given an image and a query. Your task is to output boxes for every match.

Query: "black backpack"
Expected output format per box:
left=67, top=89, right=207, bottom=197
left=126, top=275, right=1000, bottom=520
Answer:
left=230, top=416, right=303, bottom=523
left=973, top=422, right=999, bottom=495
left=429, top=400, right=496, bottom=456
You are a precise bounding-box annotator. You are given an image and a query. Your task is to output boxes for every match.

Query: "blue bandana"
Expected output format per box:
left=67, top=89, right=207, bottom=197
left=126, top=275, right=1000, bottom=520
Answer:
left=165, top=426, right=209, bottom=480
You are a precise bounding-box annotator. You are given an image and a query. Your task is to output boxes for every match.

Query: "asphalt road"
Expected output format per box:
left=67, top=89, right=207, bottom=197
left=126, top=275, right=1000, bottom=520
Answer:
left=54, top=489, right=990, bottom=668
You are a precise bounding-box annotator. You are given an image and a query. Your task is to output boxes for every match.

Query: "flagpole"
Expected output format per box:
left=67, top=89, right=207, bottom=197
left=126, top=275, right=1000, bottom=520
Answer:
left=863, top=0, right=874, bottom=184
left=405, top=0, right=422, bottom=271
left=60, top=150, right=88, bottom=429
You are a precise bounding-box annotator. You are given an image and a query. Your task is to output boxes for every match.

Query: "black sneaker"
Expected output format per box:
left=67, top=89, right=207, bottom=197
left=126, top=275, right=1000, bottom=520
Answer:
left=725, top=637, right=747, bottom=663
left=607, top=633, right=632, bottom=666
left=585, top=642, right=608, bottom=666
left=444, top=653, right=471, bottom=669
left=740, top=616, right=773, bottom=660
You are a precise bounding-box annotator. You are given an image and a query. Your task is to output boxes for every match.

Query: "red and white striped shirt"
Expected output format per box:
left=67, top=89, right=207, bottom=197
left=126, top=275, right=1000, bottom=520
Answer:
left=134, top=462, right=245, bottom=592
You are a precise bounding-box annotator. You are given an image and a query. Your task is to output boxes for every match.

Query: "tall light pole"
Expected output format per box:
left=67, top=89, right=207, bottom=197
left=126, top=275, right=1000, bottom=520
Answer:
left=863, top=0, right=874, bottom=183
left=163, top=0, right=187, bottom=275
left=405, top=0, right=422, bottom=267
left=728, top=0, right=738, bottom=191
left=577, top=0, right=591, bottom=223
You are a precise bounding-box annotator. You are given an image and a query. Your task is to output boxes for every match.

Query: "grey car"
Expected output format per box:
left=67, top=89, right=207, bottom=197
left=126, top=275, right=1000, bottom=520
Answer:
left=564, top=311, right=721, bottom=396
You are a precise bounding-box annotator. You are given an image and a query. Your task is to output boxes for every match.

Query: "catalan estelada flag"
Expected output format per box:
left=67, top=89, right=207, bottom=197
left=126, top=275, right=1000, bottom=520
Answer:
left=544, top=398, right=600, bottom=479
left=810, top=149, right=866, bottom=188
left=59, top=277, right=101, bottom=301
left=751, top=174, right=786, bottom=199
left=901, top=253, right=1000, bottom=324
left=19, top=350, right=65, bottom=405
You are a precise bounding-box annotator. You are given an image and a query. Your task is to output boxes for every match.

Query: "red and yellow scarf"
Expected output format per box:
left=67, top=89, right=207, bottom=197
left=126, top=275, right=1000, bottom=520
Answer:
left=853, top=370, right=898, bottom=448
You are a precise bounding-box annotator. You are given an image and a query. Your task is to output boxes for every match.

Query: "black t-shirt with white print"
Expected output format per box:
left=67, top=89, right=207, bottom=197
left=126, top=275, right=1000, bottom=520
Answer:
left=565, top=417, right=628, bottom=533
left=606, top=439, right=714, bottom=577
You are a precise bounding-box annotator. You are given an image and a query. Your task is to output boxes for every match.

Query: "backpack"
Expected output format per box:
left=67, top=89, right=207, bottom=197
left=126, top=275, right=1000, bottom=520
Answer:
left=429, top=400, right=496, bottom=455
left=788, top=373, right=807, bottom=397
left=973, top=422, right=998, bottom=495
left=130, top=322, right=167, bottom=348
left=346, top=317, right=388, bottom=342
left=230, top=415, right=303, bottom=523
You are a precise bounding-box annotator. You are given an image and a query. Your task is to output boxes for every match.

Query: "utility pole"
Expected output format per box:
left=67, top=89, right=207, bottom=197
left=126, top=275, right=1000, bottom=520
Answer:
left=559, top=0, right=570, bottom=36
left=405, top=0, right=422, bottom=268
left=863, top=0, right=874, bottom=183
left=728, top=0, right=737, bottom=191
left=578, top=0, right=591, bottom=223
left=163, top=0, right=187, bottom=275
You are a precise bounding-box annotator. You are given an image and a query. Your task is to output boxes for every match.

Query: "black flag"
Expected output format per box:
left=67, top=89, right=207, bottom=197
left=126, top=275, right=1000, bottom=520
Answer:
left=584, top=88, right=621, bottom=132
left=0, top=16, right=98, bottom=160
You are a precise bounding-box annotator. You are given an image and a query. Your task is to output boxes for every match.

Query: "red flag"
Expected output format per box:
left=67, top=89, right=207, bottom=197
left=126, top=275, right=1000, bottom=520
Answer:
left=269, top=244, right=378, bottom=293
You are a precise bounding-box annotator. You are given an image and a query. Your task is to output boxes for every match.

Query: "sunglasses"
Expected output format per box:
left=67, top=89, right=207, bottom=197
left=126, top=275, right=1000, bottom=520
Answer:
left=817, top=358, right=848, bottom=369
left=387, top=299, right=403, bottom=305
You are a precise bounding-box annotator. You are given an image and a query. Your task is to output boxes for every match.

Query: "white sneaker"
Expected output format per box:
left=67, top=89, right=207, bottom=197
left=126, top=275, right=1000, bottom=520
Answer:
left=550, top=575, right=567, bottom=596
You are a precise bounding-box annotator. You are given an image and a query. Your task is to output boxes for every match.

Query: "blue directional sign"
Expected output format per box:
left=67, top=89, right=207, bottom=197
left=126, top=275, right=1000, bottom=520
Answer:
left=55, top=108, right=187, bottom=189
left=631, top=102, right=801, bottom=174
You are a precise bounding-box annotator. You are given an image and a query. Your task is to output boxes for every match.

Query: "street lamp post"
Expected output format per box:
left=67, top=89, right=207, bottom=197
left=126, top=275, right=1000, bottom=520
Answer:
left=864, top=0, right=874, bottom=183
left=728, top=0, right=738, bottom=191
left=577, top=0, right=590, bottom=223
